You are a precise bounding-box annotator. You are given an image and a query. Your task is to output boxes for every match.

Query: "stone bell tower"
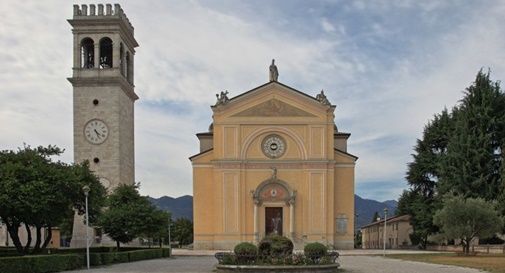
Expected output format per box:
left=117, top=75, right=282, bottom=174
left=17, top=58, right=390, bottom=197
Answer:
left=68, top=4, right=139, bottom=247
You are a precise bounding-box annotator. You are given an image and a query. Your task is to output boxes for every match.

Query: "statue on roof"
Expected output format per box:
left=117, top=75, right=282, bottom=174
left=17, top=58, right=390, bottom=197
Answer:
left=214, top=90, right=229, bottom=106
left=269, top=59, right=279, bottom=82
left=316, top=90, right=331, bottom=106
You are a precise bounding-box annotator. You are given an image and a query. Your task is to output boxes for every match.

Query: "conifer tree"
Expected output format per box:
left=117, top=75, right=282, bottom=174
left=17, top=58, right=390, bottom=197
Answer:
left=439, top=70, right=505, bottom=200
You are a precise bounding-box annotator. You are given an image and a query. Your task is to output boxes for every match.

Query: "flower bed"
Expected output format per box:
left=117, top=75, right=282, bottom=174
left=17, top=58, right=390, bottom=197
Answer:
left=215, top=237, right=340, bottom=272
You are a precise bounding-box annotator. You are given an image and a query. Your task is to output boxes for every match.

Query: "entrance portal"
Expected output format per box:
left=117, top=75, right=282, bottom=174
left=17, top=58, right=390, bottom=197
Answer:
left=265, top=207, right=283, bottom=236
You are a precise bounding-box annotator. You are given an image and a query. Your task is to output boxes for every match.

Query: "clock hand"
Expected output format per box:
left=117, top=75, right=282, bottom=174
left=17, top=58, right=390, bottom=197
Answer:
left=94, top=129, right=101, bottom=138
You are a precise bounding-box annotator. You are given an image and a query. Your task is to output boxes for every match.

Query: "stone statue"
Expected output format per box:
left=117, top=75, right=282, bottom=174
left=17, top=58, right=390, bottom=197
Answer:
left=269, top=59, right=279, bottom=82
left=272, top=212, right=282, bottom=235
left=214, top=90, right=229, bottom=106
left=316, top=90, right=331, bottom=106
left=271, top=167, right=277, bottom=180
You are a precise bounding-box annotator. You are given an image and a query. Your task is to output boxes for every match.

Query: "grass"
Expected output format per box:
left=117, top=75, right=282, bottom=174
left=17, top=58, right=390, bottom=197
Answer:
left=387, top=253, right=505, bottom=273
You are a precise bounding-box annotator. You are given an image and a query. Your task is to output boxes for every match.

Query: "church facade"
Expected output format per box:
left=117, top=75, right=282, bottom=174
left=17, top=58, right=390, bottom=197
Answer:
left=191, top=64, right=357, bottom=250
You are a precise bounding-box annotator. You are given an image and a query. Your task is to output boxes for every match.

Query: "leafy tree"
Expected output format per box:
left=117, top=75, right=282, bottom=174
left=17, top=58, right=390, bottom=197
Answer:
left=0, top=145, right=106, bottom=255
left=141, top=209, right=170, bottom=248
left=172, top=218, right=193, bottom=246
left=397, top=190, right=440, bottom=249
left=99, top=184, right=165, bottom=250
left=433, top=196, right=503, bottom=254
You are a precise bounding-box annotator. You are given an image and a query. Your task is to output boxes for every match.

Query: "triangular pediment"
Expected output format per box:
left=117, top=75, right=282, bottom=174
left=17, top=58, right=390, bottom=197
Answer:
left=231, top=98, right=317, bottom=117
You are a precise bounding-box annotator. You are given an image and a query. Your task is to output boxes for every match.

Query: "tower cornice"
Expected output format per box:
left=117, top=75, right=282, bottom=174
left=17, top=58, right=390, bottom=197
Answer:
left=67, top=76, right=139, bottom=101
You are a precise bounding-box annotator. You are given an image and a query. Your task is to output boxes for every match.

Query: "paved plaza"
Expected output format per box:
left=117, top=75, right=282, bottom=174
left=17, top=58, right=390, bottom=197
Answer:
left=64, top=250, right=488, bottom=273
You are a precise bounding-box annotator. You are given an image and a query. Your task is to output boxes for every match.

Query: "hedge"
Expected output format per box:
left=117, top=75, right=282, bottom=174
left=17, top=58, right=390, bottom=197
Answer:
left=0, top=248, right=170, bottom=273
left=128, top=249, right=163, bottom=262
left=0, top=254, right=83, bottom=273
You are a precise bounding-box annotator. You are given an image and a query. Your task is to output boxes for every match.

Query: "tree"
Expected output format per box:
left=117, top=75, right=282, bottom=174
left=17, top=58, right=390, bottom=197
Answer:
left=371, top=212, right=380, bottom=223
left=397, top=190, right=440, bottom=249
left=99, top=184, right=165, bottom=250
left=172, top=218, right=193, bottom=247
left=140, top=209, right=170, bottom=248
left=0, top=145, right=106, bottom=255
left=439, top=70, right=505, bottom=200
left=400, top=70, right=505, bottom=246
left=433, top=196, right=503, bottom=254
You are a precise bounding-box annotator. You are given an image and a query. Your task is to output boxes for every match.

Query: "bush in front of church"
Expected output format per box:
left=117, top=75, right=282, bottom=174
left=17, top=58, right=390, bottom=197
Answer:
left=234, top=242, right=258, bottom=264
left=304, top=242, right=328, bottom=261
left=258, top=235, right=294, bottom=257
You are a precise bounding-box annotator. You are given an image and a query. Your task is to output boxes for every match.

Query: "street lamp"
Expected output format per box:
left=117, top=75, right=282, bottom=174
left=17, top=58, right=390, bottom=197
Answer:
left=168, top=216, right=171, bottom=251
left=383, top=207, right=388, bottom=256
left=83, top=185, right=90, bottom=270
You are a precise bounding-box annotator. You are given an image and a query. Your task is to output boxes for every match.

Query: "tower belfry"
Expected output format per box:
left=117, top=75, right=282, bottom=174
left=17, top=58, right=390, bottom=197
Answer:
left=68, top=4, right=139, bottom=247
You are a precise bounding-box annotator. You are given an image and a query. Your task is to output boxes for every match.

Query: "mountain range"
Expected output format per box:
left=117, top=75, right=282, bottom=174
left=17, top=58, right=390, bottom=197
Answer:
left=149, top=194, right=397, bottom=229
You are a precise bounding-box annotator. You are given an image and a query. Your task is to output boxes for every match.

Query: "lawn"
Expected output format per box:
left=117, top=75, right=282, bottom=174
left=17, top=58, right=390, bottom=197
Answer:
left=387, top=253, right=505, bottom=273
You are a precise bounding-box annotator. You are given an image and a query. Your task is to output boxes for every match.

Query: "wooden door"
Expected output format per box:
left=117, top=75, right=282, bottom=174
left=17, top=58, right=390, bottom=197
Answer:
left=265, top=207, right=283, bottom=236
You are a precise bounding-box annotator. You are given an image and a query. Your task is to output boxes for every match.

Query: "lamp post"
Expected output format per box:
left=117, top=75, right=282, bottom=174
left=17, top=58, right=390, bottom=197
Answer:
left=83, top=185, right=90, bottom=270
left=383, top=207, right=388, bottom=256
left=354, top=213, right=359, bottom=248
left=168, top=216, right=171, bottom=251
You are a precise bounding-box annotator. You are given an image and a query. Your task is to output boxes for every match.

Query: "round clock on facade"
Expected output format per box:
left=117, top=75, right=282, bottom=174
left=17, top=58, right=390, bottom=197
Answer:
left=262, top=134, right=286, bottom=158
left=99, top=177, right=111, bottom=189
left=84, top=119, right=109, bottom=144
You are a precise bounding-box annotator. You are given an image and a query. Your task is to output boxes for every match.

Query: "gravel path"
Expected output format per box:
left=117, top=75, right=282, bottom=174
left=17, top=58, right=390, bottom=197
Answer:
left=63, top=255, right=488, bottom=273
left=340, top=256, right=487, bottom=273
left=65, top=256, right=216, bottom=273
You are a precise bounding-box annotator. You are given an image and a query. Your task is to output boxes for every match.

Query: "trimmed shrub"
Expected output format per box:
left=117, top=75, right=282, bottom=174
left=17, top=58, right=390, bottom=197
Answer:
left=161, top=248, right=171, bottom=257
left=234, top=242, right=257, bottom=256
left=234, top=242, right=257, bottom=264
left=100, top=252, right=116, bottom=265
left=89, top=252, right=102, bottom=266
left=258, top=240, right=271, bottom=256
left=304, top=242, right=328, bottom=260
left=263, top=235, right=294, bottom=257
left=128, top=249, right=162, bottom=262
left=114, top=251, right=130, bottom=263
left=0, top=254, right=83, bottom=273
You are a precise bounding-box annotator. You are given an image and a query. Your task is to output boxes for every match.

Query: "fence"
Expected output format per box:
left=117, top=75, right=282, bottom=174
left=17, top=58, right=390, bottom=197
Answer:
left=427, top=244, right=505, bottom=254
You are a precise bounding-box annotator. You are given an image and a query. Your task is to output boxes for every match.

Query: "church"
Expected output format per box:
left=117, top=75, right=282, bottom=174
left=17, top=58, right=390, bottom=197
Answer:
left=191, top=61, right=357, bottom=250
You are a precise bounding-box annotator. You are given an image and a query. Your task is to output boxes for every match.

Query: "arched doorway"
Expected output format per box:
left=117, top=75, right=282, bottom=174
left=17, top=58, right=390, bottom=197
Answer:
left=252, top=168, right=296, bottom=242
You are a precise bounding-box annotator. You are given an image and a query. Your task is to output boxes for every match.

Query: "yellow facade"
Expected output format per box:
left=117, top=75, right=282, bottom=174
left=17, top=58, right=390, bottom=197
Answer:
left=190, top=81, right=357, bottom=250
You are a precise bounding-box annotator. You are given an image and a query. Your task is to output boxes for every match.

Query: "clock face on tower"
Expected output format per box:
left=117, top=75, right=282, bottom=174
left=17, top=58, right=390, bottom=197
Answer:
left=84, top=119, right=109, bottom=144
left=262, top=134, right=286, bottom=158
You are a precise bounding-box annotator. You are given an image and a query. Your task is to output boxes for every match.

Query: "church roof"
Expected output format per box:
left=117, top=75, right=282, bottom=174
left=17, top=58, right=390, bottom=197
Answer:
left=189, top=148, right=213, bottom=161
left=334, top=148, right=359, bottom=160
left=213, top=80, right=335, bottom=109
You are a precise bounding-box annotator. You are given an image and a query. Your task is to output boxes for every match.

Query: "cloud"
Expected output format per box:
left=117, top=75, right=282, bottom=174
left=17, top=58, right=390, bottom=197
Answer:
left=1, top=1, right=505, bottom=201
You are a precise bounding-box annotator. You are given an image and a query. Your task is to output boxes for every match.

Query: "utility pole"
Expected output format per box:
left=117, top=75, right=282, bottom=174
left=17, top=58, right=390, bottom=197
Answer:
left=383, top=207, right=388, bottom=256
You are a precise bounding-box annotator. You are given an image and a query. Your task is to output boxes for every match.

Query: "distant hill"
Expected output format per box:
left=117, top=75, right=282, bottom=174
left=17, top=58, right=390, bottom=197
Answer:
left=149, top=194, right=398, bottom=227
left=148, top=195, right=193, bottom=220
left=355, top=195, right=397, bottom=229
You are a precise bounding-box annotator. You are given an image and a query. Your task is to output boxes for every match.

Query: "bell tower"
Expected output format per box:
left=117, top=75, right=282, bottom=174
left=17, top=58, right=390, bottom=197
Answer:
left=68, top=4, right=139, bottom=247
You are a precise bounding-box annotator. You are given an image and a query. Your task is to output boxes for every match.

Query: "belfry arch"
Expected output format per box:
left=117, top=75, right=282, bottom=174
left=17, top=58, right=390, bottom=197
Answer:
left=252, top=168, right=296, bottom=242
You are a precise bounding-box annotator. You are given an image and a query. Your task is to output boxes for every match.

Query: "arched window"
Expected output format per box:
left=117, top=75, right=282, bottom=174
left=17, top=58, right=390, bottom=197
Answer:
left=81, top=38, right=94, bottom=69
left=125, top=52, right=131, bottom=83
left=99, top=37, right=113, bottom=69
left=119, top=43, right=125, bottom=76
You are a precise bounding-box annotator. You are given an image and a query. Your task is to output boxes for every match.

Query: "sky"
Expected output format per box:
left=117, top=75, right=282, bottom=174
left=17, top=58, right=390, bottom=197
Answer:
left=1, top=0, right=505, bottom=202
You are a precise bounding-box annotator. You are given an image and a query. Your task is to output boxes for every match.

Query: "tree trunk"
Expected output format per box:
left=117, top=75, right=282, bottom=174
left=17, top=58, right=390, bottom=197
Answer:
left=116, top=240, right=120, bottom=251
left=32, top=225, right=42, bottom=254
left=5, top=220, right=25, bottom=255
left=41, top=225, right=52, bottom=250
left=23, top=223, right=32, bottom=254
